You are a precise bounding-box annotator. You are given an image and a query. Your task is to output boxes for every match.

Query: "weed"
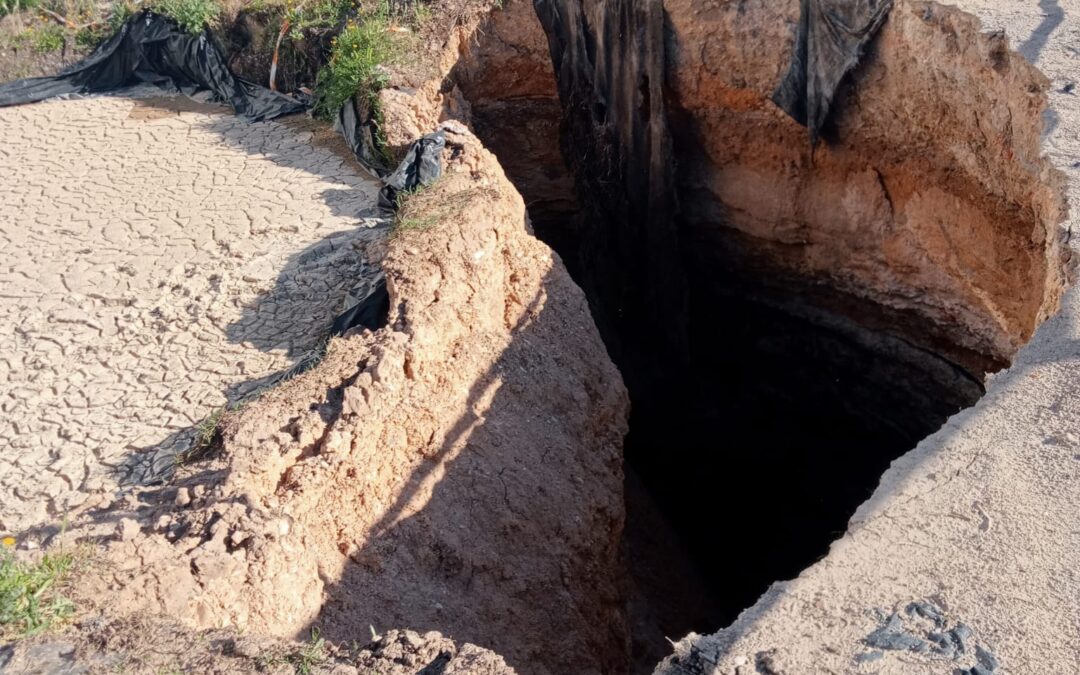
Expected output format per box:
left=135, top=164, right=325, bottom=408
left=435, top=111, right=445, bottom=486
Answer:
left=30, top=23, right=64, bottom=52
left=409, top=0, right=430, bottom=26
left=42, top=0, right=97, bottom=21
left=76, top=1, right=138, bottom=49
left=0, top=0, right=37, bottom=19
left=286, top=0, right=348, bottom=38
left=391, top=186, right=438, bottom=235
left=150, top=0, right=220, bottom=35
left=392, top=184, right=500, bottom=238
left=0, top=544, right=76, bottom=638
left=287, top=627, right=326, bottom=675
left=177, top=405, right=227, bottom=465
left=312, top=7, right=398, bottom=121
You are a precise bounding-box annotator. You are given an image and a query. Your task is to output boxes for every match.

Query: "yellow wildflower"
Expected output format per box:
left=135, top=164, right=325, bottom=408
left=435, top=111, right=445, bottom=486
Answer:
left=1, top=536, right=14, bottom=547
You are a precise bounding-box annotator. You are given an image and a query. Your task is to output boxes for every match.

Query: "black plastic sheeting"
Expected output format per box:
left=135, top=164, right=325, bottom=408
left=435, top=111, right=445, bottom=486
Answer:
left=334, top=94, right=391, bottom=177
left=331, top=278, right=390, bottom=335
left=773, top=0, right=893, bottom=144
left=0, top=11, right=305, bottom=121
left=377, top=130, right=445, bottom=209
left=330, top=129, right=445, bottom=336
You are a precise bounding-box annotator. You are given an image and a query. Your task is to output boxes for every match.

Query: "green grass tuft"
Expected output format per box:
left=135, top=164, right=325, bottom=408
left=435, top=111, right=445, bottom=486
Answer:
left=286, top=0, right=350, bottom=38
left=0, top=546, right=76, bottom=638
left=150, top=0, right=220, bottom=35
left=287, top=627, right=326, bottom=675
left=75, top=1, right=138, bottom=49
left=30, top=23, right=64, bottom=53
left=0, top=0, right=38, bottom=19
left=312, top=9, right=397, bottom=122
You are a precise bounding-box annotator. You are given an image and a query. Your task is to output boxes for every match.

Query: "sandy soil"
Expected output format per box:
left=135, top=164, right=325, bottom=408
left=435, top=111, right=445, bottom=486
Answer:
left=0, top=91, right=382, bottom=535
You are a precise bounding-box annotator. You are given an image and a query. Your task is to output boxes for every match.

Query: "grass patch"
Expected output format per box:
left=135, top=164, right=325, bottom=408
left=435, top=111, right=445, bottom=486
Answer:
left=285, top=0, right=348, bottom=38
left=253, top=627, right=325, bottom=674
left=150, top=0, right=221, bottom=35
left=391, top=184, right=500, bottom=239
left=0, top=545, right=76, bottom=638
left=286, top=627, right=326, bottom=674
left=0, top=0, right=37, bottom=19
left=392, top=186, right=439, bottom=235
left=30, top=23, right=64, bottom=52
left=75, top=1, right=137, bottom=49
left=312, top=8, right=398, bottom=121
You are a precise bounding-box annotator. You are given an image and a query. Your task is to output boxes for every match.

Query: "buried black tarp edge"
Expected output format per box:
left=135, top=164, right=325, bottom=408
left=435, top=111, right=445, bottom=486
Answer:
left=0, top=10, right=306, bottom=121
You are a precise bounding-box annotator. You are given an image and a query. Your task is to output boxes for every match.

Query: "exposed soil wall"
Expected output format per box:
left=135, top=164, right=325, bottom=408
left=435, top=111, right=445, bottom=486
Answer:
left=664, top=0, right=1067, bottom=375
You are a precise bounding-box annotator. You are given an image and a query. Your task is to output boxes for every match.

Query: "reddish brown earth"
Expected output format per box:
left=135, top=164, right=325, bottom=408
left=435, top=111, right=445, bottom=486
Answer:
left=1, top=0, right=1074, bottom=673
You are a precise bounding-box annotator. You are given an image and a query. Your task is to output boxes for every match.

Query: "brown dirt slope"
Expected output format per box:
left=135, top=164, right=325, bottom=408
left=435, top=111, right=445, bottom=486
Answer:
left=71, top=124, right=630, bottom=675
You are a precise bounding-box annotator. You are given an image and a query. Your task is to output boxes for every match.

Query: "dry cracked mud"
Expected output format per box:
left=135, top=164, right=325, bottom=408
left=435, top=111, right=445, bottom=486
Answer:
left=0, top=91, right=382, bottom=534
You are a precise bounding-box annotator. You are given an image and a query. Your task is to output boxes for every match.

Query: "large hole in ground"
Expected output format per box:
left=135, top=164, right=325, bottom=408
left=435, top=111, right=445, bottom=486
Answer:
left=450, top=0, right=1066, bottom=668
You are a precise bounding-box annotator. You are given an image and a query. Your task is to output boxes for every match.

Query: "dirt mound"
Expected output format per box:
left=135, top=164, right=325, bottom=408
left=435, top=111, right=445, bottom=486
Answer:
left=75, top=124, right=629, bottom=675
left=0, top=616, right=515, bottom=673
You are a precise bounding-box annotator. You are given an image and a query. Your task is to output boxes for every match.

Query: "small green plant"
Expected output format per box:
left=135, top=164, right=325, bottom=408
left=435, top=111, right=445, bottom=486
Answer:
left=177, top=405, right=227, bottom=465
left=287, top=627, right=326, bottom=675
left=150, top=0, right=220, bottom=35
left=392, top=186, right=438, bottom=235
left=312, top=10, right=397, bottom=121
left=76, top=2, right=138, bottom=49
left=286, top=0, right=349, bottom=38
left=409, top=1, right=430, bottom=27
left=0, top=544, right=76, bottom=638
left=392, top=185, right=500, bottom=238
left=30, top=24, right=64, bottom=53
left=0, top=0, right=38, bottom=19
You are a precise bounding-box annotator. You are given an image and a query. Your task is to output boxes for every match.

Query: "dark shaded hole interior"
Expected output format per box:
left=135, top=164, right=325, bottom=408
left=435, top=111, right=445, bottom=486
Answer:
left=456, top=23, right=986, bottom=670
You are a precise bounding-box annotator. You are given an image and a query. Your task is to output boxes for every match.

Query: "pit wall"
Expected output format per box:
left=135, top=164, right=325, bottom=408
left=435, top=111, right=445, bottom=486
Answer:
left=444, top=0, right=1067, bottom=377
left=664, top=0, right=1068, bottom=374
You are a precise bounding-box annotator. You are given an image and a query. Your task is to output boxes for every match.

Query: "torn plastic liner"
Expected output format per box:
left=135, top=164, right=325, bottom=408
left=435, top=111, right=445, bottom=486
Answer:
left=773, top=0, right=893, bottom=144
left=331, top=277, right=389, bottom=336
left=0, top=10, right=305, bottom=122
left=377, top=130, right=446, bottom=210
left=331, top=130, right=445, bottom=336
left=333, top=91, right=447, bottom=202
left=334, top=94, right=392, bottom=177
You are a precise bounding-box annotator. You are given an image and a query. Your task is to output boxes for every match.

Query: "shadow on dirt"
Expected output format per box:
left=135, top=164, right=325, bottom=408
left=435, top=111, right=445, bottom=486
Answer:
left=113, top=95, right=385, bottom=486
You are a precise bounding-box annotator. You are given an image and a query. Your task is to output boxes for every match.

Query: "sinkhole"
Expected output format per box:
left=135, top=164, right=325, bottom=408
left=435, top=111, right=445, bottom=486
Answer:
left=449, top=0, right=1067, bottom=668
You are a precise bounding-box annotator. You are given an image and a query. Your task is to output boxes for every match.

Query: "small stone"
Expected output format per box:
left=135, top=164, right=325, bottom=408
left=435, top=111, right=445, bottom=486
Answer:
left=174, top=487, right=191, bottom=507
left=116, top=518, right=140, bottom=542
left=192, top=484, right=206, bottom=499
left=231, top=637, right=262, bottom=659
left=229, top=529, right=250, bottom=547
left=1065, top=432, right=1078, bottom=446
left=191, top=551, right=237, bottom=581
left=733, top=656, right=748, bottom=666
left=277, top=519, right=290, bottom=536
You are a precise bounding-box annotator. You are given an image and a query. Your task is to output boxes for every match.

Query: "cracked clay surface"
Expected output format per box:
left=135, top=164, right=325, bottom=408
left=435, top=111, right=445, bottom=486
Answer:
left=0, top=92, right=381, bottom=534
